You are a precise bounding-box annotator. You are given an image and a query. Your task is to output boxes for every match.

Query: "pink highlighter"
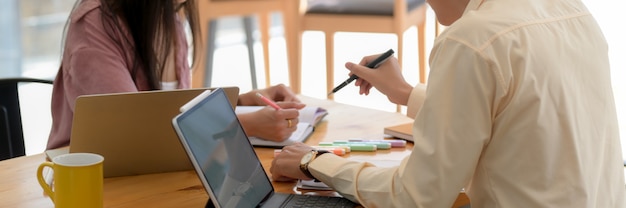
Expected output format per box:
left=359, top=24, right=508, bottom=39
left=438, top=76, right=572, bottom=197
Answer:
left=255, top=93, right=282, bottom=110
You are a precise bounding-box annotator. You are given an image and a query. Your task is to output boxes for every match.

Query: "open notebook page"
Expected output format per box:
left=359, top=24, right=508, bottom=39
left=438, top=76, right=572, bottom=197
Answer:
left=235, top=106, right=327, bottom=147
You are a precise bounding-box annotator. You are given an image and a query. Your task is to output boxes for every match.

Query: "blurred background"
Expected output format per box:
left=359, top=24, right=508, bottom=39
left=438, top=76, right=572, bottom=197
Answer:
left=1, top=0, right=624, bottom=161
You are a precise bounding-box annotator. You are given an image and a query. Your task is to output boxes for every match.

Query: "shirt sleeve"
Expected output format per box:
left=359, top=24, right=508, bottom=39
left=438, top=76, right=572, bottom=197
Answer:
left=66, top=47, right=136, bottom=90
left=61, top=9, right=139, bottom=110
left=309, top=37, right=498, bottom=207
left=406, top=84, right=427, bottom=119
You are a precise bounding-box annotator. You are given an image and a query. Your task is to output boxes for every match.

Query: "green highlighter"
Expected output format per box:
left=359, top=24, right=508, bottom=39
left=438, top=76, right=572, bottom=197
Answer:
left=332, top=140, right=392, bottom=150
left=319, top=142, right=377, bottom=152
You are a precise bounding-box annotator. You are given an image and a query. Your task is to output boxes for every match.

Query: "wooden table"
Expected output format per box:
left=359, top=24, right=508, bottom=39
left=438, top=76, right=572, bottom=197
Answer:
left=0, top=96, right=469, bottom=207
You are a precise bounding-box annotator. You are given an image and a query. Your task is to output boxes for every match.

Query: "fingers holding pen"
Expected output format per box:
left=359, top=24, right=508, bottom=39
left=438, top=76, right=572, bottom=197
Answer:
left=243, top=94, right=304, bottom=141
left=345, top=61, right=376, bottom=95
left=345, top=55, right=413, bottom=105
left=248, top=106, right=300, bottom=142
left=275, top=103, right=302, bottom=128
left=353, top=76, right=372, bottom=95
left=260, top=94, right=305, bottom=135
left=274, top=107, right=300, bottom=138
left=275, top=101, right=306, bottom=110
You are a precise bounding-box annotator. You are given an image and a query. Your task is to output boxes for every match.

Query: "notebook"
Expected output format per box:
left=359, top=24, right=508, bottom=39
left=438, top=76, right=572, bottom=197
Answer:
left=67, top=87, right=239, bottom=178
left=171, top=88, right=357, bottom=208
left=383, top=122, right=414, bottom=142
left=235, top=106, right=328, bottom=148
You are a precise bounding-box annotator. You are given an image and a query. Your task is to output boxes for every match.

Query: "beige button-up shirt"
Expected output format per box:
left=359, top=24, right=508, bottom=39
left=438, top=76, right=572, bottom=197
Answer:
left=310, top=0, right=626, bottom=207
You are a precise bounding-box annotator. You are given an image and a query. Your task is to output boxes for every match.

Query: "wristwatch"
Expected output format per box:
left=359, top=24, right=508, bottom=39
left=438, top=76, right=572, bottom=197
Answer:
left=299, top=150, right=330, bottom=179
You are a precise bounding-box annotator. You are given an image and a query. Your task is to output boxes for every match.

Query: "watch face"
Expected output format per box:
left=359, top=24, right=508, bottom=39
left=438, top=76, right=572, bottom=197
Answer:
left=300, top=151, right=315, bottom=165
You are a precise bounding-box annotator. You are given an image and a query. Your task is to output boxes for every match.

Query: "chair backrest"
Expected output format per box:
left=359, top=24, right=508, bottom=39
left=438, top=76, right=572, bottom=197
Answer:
left=0, top=78, right=53, bottom=160
left=192, top=0, right=287, bottom=90
left=306, top=0, right=424, bottom=16
left=283, top=0, right=428, bottom=99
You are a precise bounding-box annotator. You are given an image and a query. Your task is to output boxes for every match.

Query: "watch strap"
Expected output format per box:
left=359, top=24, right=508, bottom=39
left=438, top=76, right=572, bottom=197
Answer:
left=301, top=150, right=331, bottom=179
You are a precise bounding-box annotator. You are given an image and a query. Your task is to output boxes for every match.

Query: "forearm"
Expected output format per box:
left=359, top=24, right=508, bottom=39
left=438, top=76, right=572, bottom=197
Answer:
left=388, top=81, right=414, bottom=106
left=236, top=113, right=255, bottom=136
left=237, top=92, right=257, bottom=106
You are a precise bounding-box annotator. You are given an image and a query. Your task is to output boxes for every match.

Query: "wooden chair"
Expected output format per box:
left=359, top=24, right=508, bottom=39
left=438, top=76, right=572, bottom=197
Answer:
left=192, top=0, right=290, bottom=89
left=282, top=0, right=428, bottom=96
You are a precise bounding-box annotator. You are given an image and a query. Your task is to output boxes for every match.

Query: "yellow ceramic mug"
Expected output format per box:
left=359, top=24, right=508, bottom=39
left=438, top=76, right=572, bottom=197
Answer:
left=36, top=153, right=104, bottom=208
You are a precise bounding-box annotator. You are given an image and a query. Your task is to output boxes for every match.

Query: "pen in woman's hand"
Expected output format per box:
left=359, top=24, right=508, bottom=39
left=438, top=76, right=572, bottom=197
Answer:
left=256, top=93, right=282, bottom=110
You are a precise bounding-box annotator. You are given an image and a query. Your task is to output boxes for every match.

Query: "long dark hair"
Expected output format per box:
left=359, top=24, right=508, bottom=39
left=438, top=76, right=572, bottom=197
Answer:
left=100, top=0, right=200, bottom=90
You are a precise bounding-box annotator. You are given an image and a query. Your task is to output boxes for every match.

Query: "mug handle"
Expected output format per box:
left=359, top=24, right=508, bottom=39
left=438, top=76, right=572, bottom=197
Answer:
left=37, top=162, right=55, bottom=202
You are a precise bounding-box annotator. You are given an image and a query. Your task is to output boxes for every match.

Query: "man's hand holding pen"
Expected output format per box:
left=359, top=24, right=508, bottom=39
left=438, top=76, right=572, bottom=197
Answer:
left=344, top=51, right=413, bottom=106
left=329, top=49, right=395, bottom=95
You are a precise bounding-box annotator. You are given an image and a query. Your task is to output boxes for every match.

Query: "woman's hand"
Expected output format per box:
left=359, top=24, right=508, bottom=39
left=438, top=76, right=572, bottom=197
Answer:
left=238, top=84, right=300, bottom=106
left=238, top=102, right=305, bottom=142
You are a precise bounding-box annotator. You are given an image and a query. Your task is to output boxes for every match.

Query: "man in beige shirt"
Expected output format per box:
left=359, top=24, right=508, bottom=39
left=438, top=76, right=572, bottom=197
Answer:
left=270, top=0, right=626, bottom=207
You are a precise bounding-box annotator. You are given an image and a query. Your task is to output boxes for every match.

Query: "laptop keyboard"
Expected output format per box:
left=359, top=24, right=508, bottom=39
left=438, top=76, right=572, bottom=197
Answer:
left=283, top=195, right=357, bottom=208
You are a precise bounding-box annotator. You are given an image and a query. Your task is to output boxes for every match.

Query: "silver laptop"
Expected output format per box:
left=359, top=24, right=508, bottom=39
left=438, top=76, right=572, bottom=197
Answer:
left=69, top=87, right=239, bottom=177
left=171, top=88, right=357, bottom=208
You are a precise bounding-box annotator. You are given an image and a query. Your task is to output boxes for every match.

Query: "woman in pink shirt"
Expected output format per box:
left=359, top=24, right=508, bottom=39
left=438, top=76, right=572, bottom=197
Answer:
left=47, top=0, right=304, bottom=150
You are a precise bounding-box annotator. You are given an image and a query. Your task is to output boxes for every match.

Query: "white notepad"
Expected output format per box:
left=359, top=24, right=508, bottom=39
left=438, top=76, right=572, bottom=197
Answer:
left=235, top=106, right=327, bottom=148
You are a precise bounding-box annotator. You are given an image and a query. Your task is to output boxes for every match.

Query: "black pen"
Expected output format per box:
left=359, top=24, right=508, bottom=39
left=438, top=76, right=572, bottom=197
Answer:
left=328, top=49, right=395, bottom=95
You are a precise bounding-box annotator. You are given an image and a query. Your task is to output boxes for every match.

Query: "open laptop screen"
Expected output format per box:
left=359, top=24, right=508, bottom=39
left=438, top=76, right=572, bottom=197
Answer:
left=173, top=89, right=273, bottom=207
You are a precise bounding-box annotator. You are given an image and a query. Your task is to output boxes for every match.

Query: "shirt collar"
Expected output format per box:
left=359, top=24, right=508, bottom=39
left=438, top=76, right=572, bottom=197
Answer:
left=463, top=0, right=485, bottom=15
